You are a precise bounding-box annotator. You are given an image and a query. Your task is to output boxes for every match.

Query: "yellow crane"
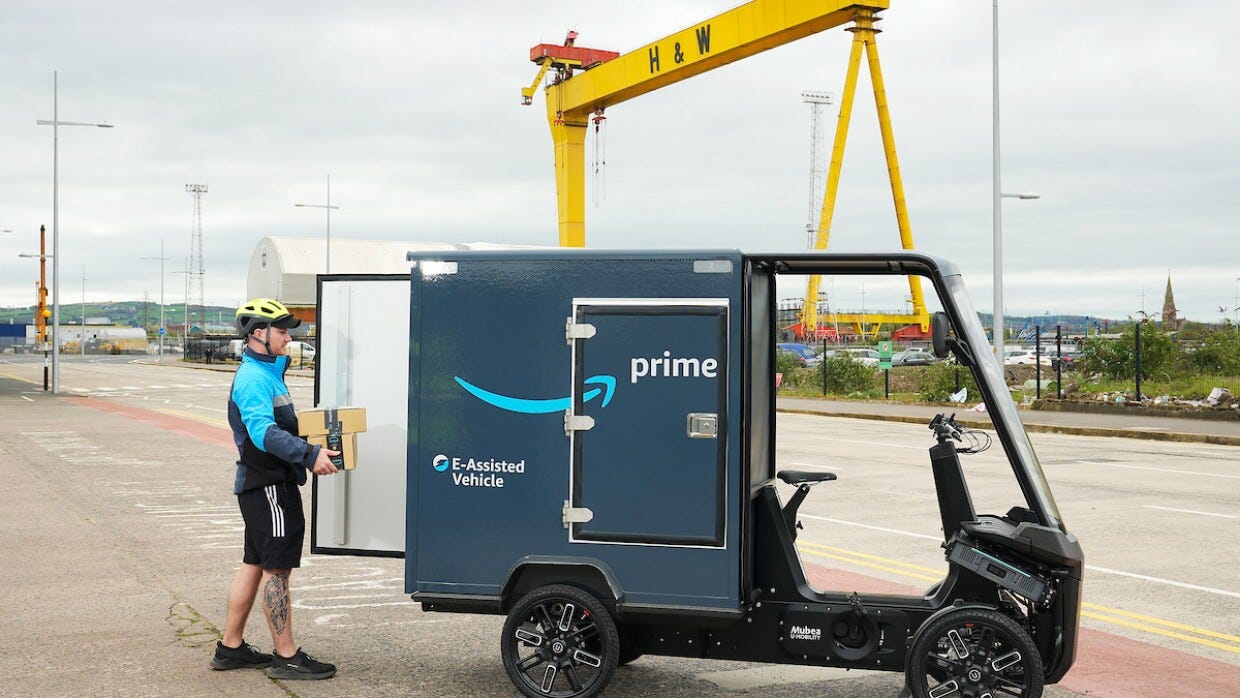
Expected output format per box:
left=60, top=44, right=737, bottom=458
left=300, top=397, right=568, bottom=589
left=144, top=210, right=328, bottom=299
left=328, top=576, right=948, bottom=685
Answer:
left=523, top=0, right=927, bottom=336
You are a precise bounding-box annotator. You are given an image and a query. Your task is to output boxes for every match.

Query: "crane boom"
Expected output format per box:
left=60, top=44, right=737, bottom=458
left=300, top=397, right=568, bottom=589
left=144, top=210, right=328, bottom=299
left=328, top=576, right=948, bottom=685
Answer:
left=529, top=0, right=889, bottom=247
left=553, top=0, right=889, bottom=121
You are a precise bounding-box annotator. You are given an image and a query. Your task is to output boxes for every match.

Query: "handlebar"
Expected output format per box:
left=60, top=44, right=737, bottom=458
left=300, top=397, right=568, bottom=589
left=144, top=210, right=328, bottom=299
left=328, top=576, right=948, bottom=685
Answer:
left=929, top=413, right=992, bottom=454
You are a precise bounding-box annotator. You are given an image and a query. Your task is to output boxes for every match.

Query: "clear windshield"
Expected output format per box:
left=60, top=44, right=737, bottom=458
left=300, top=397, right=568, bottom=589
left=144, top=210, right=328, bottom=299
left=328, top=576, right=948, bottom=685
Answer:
left=942, top=274, right=1064, bottom=529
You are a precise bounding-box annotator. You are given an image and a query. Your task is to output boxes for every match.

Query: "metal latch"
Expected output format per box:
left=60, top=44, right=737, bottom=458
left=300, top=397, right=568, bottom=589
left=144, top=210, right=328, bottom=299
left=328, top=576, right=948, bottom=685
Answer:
left=687, top=413, right=718, bottom=439
left=564, top=412, right=595, bottom=436
left=563, top=500, right=594, bottom=528
left=565, top=318, right=596, bottom=344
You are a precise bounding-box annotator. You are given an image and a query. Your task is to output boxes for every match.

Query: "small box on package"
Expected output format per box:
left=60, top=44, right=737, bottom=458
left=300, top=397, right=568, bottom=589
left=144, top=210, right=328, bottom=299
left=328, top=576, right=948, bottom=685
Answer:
left=297, top=407, right=367, bottom=471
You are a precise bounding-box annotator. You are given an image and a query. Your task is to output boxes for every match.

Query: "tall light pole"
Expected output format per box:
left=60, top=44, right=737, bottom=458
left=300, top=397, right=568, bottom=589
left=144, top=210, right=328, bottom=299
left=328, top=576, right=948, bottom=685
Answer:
left=36, top=70, right=113, bottom=393
left=295, top=175, right=340, bottom=274
left=994, top=190, right=1040, bottom=357
left=140, top=239, right=169, bottom=362
left=80, top=267, right=86, bottom=355
left=172, top=258, right=190, bottom=343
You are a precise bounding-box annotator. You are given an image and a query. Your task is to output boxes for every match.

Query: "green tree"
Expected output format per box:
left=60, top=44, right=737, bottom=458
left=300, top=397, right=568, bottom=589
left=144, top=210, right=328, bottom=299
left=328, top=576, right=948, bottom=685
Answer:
left=1077, top=322, right=1178, bottom=380
left=818, top=353, right=878, bottom=395
left=917, top=361, right=979, bottom=402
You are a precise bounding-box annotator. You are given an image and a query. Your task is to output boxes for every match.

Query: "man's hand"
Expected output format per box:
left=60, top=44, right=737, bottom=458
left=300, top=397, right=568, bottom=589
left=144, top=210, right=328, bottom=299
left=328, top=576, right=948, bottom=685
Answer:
left=312, top=448, right=342, bottom=476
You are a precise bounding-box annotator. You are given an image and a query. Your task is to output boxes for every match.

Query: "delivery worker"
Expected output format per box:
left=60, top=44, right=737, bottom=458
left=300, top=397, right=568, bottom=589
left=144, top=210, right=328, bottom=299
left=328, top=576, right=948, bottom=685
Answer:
left=211, top=298, right=340, bottom=680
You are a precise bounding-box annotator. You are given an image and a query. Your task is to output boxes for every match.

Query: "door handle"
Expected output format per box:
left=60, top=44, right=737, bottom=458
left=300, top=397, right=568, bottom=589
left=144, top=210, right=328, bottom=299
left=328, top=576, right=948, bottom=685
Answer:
left=687, top=413, right=718, bottom=439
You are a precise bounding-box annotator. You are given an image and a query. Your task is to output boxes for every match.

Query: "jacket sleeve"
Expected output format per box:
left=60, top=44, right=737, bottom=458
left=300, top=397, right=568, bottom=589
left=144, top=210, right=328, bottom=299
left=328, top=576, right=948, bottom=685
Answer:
left=232, top=380, right=319, bottom=468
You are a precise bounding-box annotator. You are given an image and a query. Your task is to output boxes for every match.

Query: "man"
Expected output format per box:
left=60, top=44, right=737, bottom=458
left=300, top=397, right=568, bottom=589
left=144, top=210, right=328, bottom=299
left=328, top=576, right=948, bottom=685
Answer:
left=210, top=298, right=340, bottom=680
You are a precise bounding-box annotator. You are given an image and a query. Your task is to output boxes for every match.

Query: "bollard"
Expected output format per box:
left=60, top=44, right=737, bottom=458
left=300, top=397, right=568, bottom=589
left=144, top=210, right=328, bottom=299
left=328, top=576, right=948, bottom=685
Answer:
left=1056, top=325, right=1063, bottom=399
left=822, top=337, right=828, bottom=396
left=1035, top=325, right=1041, bottom=400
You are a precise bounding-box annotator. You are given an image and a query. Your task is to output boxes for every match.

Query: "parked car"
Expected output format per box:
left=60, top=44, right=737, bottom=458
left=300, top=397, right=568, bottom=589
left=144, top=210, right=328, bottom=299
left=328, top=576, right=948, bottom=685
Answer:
left=841, top=347, right=881, bottom=367
left=777, top=342, right=822, bottom=367
left=286, top=340, right=316, bottom=366
left=1003, top=348, right=1051, bottom=366
left=893, top=347, right=938, bottom=366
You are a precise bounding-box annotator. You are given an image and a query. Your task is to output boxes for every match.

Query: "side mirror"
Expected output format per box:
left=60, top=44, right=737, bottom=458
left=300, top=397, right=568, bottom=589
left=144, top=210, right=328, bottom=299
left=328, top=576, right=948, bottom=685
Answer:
left=931, top=312, right=951, bottom=359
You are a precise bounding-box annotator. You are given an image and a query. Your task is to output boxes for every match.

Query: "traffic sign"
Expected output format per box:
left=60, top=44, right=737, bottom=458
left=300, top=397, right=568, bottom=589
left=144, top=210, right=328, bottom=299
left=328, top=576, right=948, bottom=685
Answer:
left=878, top=340, right=893, bottom=370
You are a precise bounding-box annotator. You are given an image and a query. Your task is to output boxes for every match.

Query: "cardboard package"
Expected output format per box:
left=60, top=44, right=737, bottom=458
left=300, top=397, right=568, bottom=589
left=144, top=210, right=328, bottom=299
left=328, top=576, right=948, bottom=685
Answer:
left=297, top=407, right=368, bottom=470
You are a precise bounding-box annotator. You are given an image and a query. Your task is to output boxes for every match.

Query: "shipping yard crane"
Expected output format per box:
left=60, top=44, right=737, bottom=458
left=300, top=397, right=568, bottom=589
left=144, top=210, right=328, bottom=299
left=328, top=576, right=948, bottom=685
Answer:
left=523, top=0, right=928, bottom=337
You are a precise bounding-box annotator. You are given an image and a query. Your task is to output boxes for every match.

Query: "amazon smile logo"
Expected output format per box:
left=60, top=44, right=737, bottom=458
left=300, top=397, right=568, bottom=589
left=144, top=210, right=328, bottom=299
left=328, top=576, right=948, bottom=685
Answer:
left=454, top=375, right=616, bottom=414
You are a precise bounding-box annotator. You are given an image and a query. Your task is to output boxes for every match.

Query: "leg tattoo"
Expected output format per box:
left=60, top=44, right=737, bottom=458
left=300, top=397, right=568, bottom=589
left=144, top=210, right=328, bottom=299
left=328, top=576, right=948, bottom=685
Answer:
left=263, top=571, right=291, bottom=636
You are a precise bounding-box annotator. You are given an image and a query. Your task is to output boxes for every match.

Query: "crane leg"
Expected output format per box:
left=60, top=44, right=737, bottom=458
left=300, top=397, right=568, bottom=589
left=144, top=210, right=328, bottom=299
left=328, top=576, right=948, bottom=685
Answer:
left=801, top=22, right=865, bottom=338
left=548, top=98, right=589, bottom=248
left=863, top=21, right=929, bottom=330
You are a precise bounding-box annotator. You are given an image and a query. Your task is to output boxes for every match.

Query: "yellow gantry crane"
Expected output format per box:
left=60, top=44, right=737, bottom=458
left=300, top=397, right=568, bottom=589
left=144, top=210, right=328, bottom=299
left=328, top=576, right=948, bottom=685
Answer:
left=523, top=0, right=928, bottom=336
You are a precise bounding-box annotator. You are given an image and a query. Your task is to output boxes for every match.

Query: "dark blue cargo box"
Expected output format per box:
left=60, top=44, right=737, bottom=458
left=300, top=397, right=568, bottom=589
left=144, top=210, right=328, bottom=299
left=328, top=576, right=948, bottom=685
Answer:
left=406, top=250, right=745, bottom=616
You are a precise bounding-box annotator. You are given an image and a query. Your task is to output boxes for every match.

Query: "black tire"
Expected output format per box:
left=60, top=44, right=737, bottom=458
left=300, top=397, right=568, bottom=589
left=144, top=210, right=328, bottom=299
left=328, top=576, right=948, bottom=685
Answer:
left=616, top=624, right=643, bottom=666
left=501, top=585, right=620, bottom=698
left=905, top=608, right=1044, bottom=698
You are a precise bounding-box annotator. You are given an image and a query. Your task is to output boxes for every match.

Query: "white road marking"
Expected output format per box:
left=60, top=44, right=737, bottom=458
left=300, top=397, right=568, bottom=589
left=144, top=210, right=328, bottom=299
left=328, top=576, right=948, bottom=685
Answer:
left=813, top=513, right=1240, bottom=599
left=786, top=461, right=842, bottom=470
left=147, top=385, right=167, bottom=389
left=72, top=387, right=89, bottom=393
left=96, top=386, right=116, bottom=391
left=1075, top=460, right=1240, bottom=480
left=799, top=514, right=940, bottom=541
left=121, top=386, right=140, bottom=390
left=1088, top=565, right=1240, bottom=599
left=21, top=396, right=33, bottom=402
left=1143, top=505, right=1237, bottom=520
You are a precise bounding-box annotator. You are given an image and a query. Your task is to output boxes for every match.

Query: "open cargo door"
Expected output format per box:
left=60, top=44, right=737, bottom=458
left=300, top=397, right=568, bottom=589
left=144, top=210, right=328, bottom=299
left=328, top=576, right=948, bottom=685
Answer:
left=311, top=275, right=409, bottom=557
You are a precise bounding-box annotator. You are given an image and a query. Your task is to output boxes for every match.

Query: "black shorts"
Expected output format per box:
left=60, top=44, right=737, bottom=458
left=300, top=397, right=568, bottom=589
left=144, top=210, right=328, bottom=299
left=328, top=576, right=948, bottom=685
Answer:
left=238, top=482, right=305, bottom=570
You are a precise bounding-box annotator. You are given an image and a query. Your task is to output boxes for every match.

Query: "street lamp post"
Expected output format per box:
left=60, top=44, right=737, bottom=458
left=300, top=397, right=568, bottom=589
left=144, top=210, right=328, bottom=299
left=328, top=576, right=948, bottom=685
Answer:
left=993, top=191, right=1041, bottom=359
left=172, top=259, right=191, bottom=349
left=18, top=228, right=52, bottom=389
left=140, top=239, right=170, bottom=362
left=295, top=175, right=340, bottom=274
left=36, top=70, right=113, bottom=394
left=80, top=267, right=86, bottom=355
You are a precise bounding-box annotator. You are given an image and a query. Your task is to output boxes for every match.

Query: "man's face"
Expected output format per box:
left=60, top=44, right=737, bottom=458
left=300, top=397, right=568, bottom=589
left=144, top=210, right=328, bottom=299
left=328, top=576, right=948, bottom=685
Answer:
left=253, top=326, right=292, bottom=355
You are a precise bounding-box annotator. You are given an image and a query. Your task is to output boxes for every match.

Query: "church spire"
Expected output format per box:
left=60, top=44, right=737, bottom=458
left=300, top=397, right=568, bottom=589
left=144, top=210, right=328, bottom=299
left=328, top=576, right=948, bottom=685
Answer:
left=1161, top=275, right=1181, bottom=329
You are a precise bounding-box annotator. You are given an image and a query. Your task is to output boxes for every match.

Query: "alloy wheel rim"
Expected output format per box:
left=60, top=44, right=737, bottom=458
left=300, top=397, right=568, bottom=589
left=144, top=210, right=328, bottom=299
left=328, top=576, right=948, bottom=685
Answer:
left=510, top=599, right=605, bottom=697
left=922, top=622, right=1029, bottom=698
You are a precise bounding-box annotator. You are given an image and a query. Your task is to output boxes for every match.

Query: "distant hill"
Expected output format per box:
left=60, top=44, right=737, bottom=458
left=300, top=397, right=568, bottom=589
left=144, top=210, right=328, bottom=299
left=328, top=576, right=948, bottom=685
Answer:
left=0, top=301, right=235, bottom=330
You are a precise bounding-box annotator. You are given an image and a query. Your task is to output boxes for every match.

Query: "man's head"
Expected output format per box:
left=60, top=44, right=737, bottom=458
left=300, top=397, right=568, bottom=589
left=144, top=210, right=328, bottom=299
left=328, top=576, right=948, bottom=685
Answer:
left=235, top=298, right=301, bottom=356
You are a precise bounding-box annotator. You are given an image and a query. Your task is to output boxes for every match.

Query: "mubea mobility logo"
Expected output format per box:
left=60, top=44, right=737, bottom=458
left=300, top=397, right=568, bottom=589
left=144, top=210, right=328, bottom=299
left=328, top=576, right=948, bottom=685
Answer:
left=432, top=454, right=449, bottom=472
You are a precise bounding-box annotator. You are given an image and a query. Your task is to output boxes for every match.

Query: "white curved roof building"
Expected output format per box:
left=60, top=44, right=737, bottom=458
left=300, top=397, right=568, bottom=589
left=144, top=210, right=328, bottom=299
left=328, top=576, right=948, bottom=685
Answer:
left=247, top=237, right=531, bottom=309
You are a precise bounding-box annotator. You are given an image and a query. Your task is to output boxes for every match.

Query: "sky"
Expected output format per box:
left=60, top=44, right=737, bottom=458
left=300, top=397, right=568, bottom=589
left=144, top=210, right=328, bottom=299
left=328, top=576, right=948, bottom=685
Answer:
left=1, top=1, right=1237, bottom=322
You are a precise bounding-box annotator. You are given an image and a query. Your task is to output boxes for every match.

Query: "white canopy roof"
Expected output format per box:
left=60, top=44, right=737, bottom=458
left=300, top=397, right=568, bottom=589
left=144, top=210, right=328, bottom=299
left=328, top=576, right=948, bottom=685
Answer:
left=247, top=237, right=533, bottom=307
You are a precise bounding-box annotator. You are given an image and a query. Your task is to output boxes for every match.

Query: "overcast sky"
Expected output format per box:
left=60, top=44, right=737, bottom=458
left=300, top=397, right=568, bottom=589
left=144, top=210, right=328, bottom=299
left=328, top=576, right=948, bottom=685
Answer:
left=1, top=1, right=1237, bottom=322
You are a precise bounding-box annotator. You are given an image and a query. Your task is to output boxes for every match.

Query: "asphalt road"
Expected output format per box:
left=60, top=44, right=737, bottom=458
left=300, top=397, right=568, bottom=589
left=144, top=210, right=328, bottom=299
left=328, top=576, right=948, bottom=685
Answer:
left=1, top=357, right=1237, bottom=697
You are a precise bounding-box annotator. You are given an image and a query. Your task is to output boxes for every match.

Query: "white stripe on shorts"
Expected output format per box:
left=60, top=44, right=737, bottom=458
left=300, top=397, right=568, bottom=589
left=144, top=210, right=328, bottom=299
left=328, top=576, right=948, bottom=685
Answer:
left=265, top=485, right=285, bottom=537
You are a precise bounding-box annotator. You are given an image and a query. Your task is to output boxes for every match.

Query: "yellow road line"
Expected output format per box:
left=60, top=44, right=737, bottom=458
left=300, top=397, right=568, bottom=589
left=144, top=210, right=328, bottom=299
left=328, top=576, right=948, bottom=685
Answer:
left=800, top=541, right=943, bottom=575
left=796, top=542, right=1240, bottom=655
left=1080, top=610, right=1240, bottom=655
left=1081, top=602, right=1240, bottom=645
left=798, top=546, right=940, bottom=583
left=153, top=407, right=229, bottom=429
left=0, top=369, right=41, bottom=386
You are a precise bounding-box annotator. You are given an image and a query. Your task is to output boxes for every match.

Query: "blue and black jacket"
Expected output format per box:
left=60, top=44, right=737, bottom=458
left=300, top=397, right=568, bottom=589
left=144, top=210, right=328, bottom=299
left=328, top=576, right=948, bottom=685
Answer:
left=228, top=346, right=320, bottom=494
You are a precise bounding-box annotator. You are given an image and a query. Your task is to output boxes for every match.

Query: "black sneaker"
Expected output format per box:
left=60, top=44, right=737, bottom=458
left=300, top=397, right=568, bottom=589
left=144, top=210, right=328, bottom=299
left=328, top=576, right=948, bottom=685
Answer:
left=268, top=648, right=337, bottom=680
left=210, top=640, right=273, bottom=670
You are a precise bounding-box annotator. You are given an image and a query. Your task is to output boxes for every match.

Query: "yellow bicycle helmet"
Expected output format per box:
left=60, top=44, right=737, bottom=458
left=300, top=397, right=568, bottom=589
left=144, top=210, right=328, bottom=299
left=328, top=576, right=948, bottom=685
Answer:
left=235, top=298, right=301, bottom=338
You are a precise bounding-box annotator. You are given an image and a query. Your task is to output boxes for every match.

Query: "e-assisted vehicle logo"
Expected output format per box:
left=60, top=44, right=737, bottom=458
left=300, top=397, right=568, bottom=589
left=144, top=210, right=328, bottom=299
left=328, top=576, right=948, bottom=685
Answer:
left=432, top=453, right=525, bottom=488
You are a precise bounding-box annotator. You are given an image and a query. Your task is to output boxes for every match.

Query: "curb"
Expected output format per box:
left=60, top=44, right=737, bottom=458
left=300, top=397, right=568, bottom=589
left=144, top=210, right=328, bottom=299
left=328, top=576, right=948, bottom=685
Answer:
left=776, top=407, right=1240, bottom=447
